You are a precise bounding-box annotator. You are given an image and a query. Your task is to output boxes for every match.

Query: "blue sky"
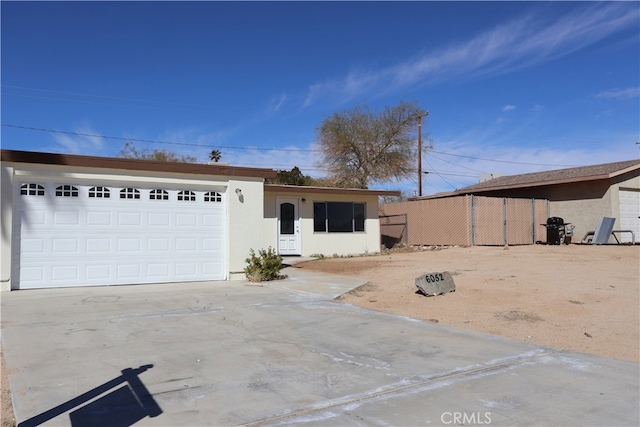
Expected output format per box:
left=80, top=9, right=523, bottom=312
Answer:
left=2, top=1, right=639, bottom=195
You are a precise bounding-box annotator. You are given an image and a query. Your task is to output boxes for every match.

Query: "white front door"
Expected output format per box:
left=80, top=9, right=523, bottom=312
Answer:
left=277, top=198, right=301, bottom=255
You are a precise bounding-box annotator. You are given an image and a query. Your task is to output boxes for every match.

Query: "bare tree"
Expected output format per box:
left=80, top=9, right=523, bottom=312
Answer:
left=316, top=101, right=427, bottom=189
left=118, top=142, right=198, bottom=163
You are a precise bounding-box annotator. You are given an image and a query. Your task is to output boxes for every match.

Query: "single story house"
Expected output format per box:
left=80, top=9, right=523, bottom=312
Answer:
left=1, top=150, right=398, bottom=291
left=419, top=159, right=640, bottom=243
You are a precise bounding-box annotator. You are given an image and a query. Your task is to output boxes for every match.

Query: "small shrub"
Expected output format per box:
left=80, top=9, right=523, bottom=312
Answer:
left=244, top=247, right=287, bottom=282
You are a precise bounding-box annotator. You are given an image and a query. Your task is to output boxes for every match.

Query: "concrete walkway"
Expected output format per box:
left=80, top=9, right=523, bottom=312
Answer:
left=2, top=266, right=638, bottom=426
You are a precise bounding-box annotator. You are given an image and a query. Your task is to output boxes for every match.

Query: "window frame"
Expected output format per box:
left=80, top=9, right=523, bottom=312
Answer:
left=89, top=186, right=111, bottom=198
left=149, top=189, right=169, bottom=201
left=120, top=188, right=141, bottom=200
left=313, top=201, right=366, bottom=233
left=204, top=191, right=222, bottom=203
left=177, top=190, right=196, bottom=202
left=21, top=183, right=45, bottom=196
left=55, top=185, right=79, bottom=198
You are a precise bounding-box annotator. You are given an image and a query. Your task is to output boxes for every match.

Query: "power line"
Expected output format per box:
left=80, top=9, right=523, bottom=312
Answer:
left=427, top=150, right=488, bottom=174
left=3, top=123, right=585, bottom=167
left=429, top=149, right=580, bottom=167
left=1, top=124, right=319, bottom=153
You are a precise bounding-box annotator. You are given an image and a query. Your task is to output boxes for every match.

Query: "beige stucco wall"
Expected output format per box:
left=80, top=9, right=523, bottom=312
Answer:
left=549, top=175, right=640, bottom=243
left=1, top=164, right=15, bottom=291
left=1, top=160, right=267, bottom=287
left=264, top=191, right=382, bottom=257
left=227, top=178, right=266, bottom=279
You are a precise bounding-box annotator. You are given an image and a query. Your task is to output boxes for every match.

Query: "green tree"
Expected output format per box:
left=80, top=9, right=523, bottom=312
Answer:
left=316, top=101, right=427, bottom=189
left=270, top=166, right=313, bottom=186
left=118, top=142, right=198, bottom=163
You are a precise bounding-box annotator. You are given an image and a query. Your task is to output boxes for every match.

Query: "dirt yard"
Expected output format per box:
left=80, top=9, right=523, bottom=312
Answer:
left=297, top=244, right=639, bottom=363
left=1, top=347, right=15, bottom=427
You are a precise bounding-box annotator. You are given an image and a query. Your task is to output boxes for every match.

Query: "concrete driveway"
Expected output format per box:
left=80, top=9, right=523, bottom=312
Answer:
left=2, top=267, right=638, bottom=426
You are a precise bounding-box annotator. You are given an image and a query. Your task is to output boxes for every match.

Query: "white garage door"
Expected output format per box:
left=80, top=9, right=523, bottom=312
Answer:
left=14, top=181, right=226, bottom=289
left=619, top=189, right=640, bottom=244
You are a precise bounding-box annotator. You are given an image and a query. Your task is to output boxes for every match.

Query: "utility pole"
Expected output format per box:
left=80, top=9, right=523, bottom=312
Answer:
left=416, top=111, right=429, bottom=197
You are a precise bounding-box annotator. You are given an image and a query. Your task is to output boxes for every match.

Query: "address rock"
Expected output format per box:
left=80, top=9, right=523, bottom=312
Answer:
left=415, top=272, right=456, bottom=296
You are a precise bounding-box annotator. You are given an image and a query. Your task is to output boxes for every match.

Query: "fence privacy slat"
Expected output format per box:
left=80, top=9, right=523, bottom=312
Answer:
left=380, top=195, right=550, bottom=247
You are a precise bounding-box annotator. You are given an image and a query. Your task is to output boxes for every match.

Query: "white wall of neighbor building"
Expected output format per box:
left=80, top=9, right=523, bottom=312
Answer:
left=1, top=163, right=15, bottom=291
left=264, top=190, right=382, bottom=257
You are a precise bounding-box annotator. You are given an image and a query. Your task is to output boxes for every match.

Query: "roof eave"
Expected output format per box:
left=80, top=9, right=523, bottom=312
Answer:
left=455, top=173, right=617, bottom=194
left=1, top=149, right=277, bottom=179
left=264, top=184, right=401, bottom=197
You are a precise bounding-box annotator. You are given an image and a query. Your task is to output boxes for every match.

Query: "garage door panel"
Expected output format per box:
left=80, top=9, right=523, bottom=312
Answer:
left=87, top=237, right=112, bottom=253
left=52, top=238, right=79, bottom=253
left=87, top=211, right=113, bottom=226
left=619, top=190, right=640, bottom=243
left=86, top=265, right=111, bottom=280
left=176, top=263, right=198, bottom=277
left=148, top=213, right=171, bottom=226
left=21, top=238, right=46, bottom=254
left=117, top=238, right=143, bottom=252
left=54, top=211, right=81, bottom=225
left=21, top=209, right=46, bottom=227
left=15, top=182, right=227, bottom=289
left=148, top=263, right=171, bottom=278
left=203, top=262, right=224, bottom=276
left=203, top=238, right=223, bottom=251
left=148, top=238, right=170, bottom=251
left=203, top=213, right=223, bottom=227
left=52, top=265, right=80, bottom=281
left=118, top=212, right=142, bottom=226
left=176, top=238, right=197, bottom=251
left=176, top=213, right=198, bottom=226
left=21, top=266, right=45, bottom=282
left=117, top=264, right=143, bottom=279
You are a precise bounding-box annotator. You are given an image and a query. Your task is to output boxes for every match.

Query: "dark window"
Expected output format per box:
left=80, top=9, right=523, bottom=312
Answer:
left=314, top=202, right=366, bottom=233
left=354, top=203, right=366, bottom=232
left=205, top=192, right=222, bottom=202
left=328, top=202, right=354, bottom=232
left=314, top=202, right=327, bottom=232
left=120, top=188, right=140, bottom=199
left=177, top=190, right=196, bottom=201
left=21, top=183, right=45, bottom=196
left=280, top=203, right=295, bottom=235
left=150, top=189, right=168, bottom=200
left=89, top=186, right=110, bottom=198
left=56, top=185, right=79, bottom=197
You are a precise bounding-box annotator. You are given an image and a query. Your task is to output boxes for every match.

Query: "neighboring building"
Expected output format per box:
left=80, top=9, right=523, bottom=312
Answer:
left=1, top=150, right=398, bottom=291
left=431, top=159, right=640, bottom=243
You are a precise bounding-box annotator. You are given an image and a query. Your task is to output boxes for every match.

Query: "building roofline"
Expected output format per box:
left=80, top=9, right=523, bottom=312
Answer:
left=452, top=160, right=640, bottom=195
left=0, top=149, right=277, bottom=179
left=265, top=184, right=401, bottom=197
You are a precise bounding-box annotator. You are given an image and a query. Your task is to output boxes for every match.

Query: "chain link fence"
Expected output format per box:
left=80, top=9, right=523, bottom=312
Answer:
left=380, top=195, right=549, bottom=247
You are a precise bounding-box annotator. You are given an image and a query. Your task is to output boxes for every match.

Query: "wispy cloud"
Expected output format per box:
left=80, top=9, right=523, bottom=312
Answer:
left=503, top=105, right=516, bottom=112
left=266, top=92, right=288, bottom=114
left=303, top=3, right=638, bottom=107
left=593, top=87, right=640, bottom=100
left=51, top=126, right=105, bottom=155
